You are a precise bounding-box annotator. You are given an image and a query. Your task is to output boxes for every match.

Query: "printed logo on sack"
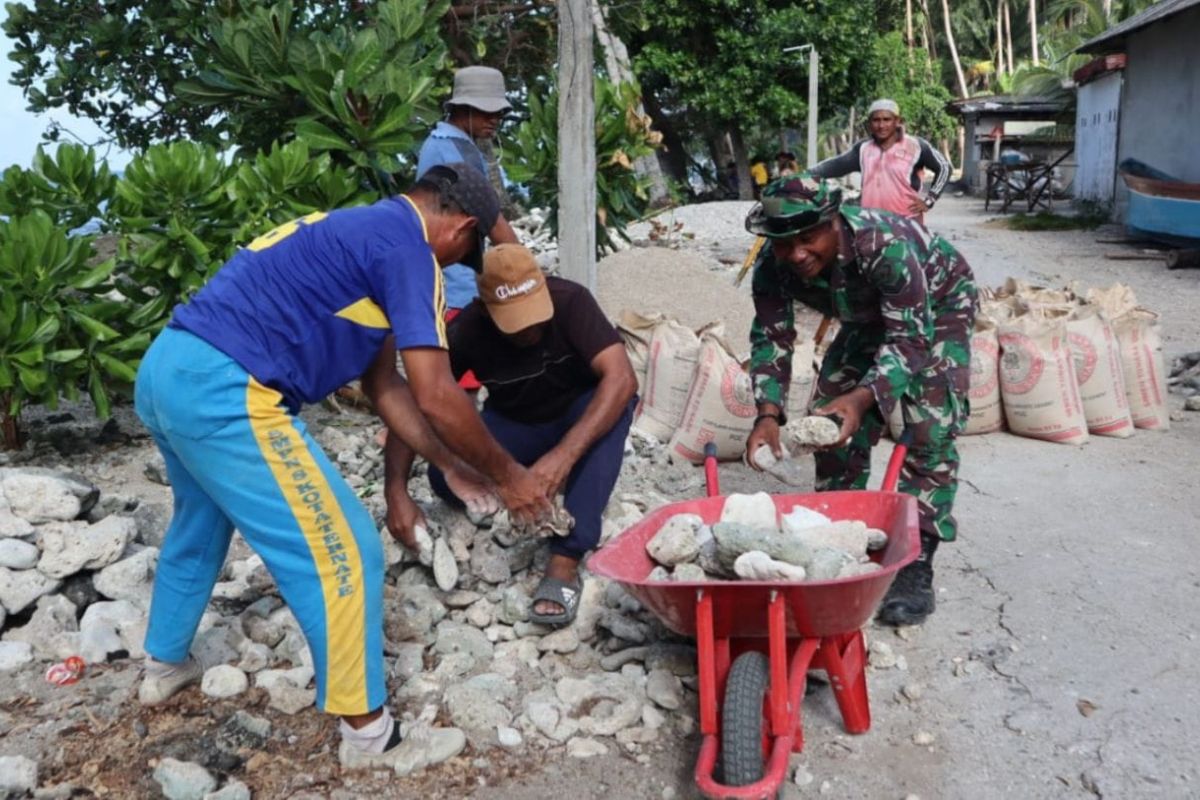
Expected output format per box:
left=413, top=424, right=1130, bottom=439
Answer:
left=1068, top=332, right=1098, bottom=385
left=721, top=362, right=757, bottom=417
left=969, top=337, right=1000, bottom=400
left=495, top=278, right=539, bottom=300
left=998, top=332, right=1044, bottom=395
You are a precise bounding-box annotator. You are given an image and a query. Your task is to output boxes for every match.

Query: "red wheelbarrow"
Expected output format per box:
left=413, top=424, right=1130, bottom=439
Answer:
left=588, top=438, right=919, bottom=799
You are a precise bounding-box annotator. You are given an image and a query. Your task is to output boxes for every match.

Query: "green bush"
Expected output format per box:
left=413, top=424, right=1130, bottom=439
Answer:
left=0, top=211, right=149, bottom=448
left=0, top=138, right=386, bottom=449
left=108, top=141, right=238, bottom=301
left=226, top=141, right=377, bottom=247
left=0, top=72, right=666, bottom=448
left=504, top=79, right=661, bottom=255
left=176, top=0, right=449, bottom=193
left=0, top=144, right=116, bottom=232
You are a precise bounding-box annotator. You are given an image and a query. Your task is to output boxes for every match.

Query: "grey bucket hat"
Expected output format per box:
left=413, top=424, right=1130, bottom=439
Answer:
left=446, top=66, right=511, bottom=114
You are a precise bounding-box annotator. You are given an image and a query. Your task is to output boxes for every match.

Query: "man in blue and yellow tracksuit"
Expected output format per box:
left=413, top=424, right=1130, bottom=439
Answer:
left=133, top=163, right=549, bottom=774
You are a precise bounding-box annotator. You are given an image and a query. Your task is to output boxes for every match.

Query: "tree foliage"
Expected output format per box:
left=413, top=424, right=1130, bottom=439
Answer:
left=4, top=0, right=449, bottom=190
left=1011, top=0, right=1155, bottom=105
left=504, top=79, right=661, bottom=255
left=623, top=0, right=892, bottom=133
left=440, top=0, right=557, bottom=96
left=176, top=0, right=450, bottom=190
left=0, top=138, right=372, bottom=449
left=4, top=0, right=221, bottom=150
left=868, top=33, right=956, bottom=143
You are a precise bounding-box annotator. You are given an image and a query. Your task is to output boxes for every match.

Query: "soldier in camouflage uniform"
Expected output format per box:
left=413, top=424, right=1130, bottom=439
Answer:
left=743, top=174, right=977, bottom=626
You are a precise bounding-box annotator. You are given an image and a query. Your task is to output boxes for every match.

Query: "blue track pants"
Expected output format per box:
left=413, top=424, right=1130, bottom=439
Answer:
left=134, top=327, right=385, bottom=715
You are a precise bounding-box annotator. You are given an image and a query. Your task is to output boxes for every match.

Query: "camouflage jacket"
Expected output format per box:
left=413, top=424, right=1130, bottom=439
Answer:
left=749, top=204, right=977, bottom=412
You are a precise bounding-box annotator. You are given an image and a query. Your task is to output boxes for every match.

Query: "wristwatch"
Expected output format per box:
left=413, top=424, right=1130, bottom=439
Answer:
left=754, top=411, right=786, bottom=427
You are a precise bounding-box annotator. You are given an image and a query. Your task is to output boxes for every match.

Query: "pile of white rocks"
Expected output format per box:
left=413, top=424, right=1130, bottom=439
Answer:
left=510, top=206, right=639, bottom=275
left=0, top=466, right=161, bottom=672
left=1168, top=351, right=1200, bottom=411
left=511, top=208, right=559, bottom=273
left=377, top=481, right=696, bottom=757
left=626, top=201, right=757, bottom=255
left=0, top=428, right=704, bottom=777
left=644, top=491, right=888, bottom=583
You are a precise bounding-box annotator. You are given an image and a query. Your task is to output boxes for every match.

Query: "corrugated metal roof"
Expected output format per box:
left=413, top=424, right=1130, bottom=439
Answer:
left=1078, top=0, right=1200, bottom=53
left=946, top=95, right=1067, bottom=117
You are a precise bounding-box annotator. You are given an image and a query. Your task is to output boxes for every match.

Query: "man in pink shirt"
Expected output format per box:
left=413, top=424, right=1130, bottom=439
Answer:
left=812, top=99, right=951, bottom=222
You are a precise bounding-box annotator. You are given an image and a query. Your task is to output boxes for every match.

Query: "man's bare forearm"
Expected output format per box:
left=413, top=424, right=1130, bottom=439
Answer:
left=418, top=381, right=520, bottom=484
left=362, top=344, right=461, bottom=474
left=383, top=432, right=419, bottom=494
left=490, top=214, right=520, bottom=245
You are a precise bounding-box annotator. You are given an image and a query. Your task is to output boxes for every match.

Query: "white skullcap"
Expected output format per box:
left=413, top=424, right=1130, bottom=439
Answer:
left=867, top=99, right=901, bottom=117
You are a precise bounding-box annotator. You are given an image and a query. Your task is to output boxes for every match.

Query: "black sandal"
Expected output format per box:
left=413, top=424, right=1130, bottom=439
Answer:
left=529, top=576, right=583, bottom=626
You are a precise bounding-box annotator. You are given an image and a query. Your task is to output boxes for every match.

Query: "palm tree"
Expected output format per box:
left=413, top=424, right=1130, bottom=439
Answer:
left=941, top=0, right=971, bottom=97
left=1030, top=0, right=1040, bottom=65
left=1012, top=0, right=1156, bottom=104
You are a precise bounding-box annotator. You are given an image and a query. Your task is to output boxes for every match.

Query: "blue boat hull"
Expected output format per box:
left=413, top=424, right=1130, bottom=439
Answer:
left=1126, top=188, right=1200, bottom=248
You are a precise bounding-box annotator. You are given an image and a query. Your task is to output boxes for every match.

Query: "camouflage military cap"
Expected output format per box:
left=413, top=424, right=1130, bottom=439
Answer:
left=745, top=173, right=842, bottom=238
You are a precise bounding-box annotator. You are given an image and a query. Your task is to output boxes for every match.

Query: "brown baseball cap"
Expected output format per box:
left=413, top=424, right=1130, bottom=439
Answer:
left=478, top=244, right=553, bottom=333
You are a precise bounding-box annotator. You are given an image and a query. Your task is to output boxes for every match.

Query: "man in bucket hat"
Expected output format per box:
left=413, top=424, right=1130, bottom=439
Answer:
left=743, top=174, right=978, bottom=626
left=812, top=98, right=952, bottom=222
left=418, top=66, right=521, bottom=337
left=131, top=162, right=551, bottom=774
left=384, top=243, right=638, bottom=627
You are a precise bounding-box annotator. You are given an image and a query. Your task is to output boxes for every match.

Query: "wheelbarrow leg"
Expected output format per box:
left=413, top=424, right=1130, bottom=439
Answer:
left=787, top=638, right=819, bottom=753
left=815, top=630, right=872, bottom=734
left=696, top=590, right=731, bottom=737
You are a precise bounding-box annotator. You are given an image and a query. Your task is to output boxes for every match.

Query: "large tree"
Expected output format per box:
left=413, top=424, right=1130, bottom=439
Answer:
left=613, top=0, right=897, bottom=196
left=5, top=1, right=452, bottom=192
left=3, top=0, right=553, bottom=154
left=3, top=1, right=384, bottom=150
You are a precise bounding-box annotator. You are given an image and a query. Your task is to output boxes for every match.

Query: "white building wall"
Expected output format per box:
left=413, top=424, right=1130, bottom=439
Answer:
left=1114, top=5, right=1200, bottom=216
left=1075, top=71, right=1122, bottom=204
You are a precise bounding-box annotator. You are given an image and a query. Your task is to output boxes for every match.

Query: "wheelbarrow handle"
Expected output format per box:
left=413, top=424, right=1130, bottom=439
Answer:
left=703, top=443, right=720, bottom=497
left=880, top=428, right=914, bottom=493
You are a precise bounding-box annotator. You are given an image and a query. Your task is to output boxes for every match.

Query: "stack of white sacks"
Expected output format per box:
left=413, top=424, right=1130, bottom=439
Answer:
left=616, top=311, right=818, bottom=464
left=617, top=277, right=1168, bottom=458
left=897, top=279, right=1168, bottom=444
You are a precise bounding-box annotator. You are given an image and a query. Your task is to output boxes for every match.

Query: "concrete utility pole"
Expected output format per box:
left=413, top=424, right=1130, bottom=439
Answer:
left=557, top=0, right=597, bottom=290
left=783, top=44, right=819, bottom=167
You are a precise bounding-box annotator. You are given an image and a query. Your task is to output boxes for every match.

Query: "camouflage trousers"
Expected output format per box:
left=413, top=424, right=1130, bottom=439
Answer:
left=812, top=320, right=972, bottom=541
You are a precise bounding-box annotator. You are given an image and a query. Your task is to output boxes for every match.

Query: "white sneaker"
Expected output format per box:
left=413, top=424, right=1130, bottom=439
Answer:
left=338, top=723, right=466, bottom=776
left=138, top=656, right=203, bottom=705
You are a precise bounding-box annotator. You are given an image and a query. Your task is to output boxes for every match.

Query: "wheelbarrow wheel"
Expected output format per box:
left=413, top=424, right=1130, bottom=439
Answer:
left=721, top=650, right=771, bottom=787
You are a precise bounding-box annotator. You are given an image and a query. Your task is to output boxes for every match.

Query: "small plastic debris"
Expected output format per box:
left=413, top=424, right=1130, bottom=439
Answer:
left=45, top=656, right=86, bottom=686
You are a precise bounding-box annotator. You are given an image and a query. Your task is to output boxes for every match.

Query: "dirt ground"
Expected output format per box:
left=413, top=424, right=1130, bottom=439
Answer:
left=2, top=195, right=1198, bottom=799
left=537, top=196, right=1200, bottom=799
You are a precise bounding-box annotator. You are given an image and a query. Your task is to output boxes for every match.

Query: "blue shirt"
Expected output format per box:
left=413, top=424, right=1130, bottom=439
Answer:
left=417, top=121, right=489, bottom=178
left=170, top=196, right=446, bottom=410
left=417, top=121, right=490, bottom=309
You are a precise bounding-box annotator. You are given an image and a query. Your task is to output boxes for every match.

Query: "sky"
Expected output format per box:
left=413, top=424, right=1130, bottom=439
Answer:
left=0, top=31, right=133, bottom=172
